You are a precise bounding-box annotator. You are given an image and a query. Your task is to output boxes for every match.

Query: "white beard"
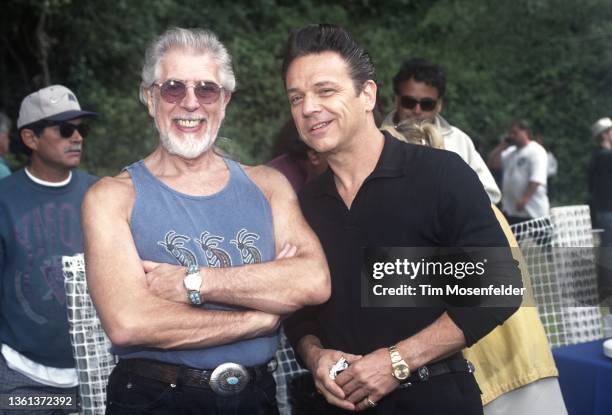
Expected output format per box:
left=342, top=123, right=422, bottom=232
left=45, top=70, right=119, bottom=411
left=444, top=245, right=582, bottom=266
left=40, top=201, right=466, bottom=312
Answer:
left=160, top=130, right=214, bottom=159
left=152, top=98, right=225, bottom=159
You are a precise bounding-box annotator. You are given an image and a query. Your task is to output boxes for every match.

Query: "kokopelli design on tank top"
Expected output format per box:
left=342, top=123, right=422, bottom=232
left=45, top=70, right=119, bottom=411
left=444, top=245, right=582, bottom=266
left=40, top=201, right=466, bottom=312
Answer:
left=231, top=228, right=262, bottom=264
left=157, top=228, right=263, bottom=268
left=195, top=231, right=232, bottom=268
left=157, top=231, right=198, bottom=267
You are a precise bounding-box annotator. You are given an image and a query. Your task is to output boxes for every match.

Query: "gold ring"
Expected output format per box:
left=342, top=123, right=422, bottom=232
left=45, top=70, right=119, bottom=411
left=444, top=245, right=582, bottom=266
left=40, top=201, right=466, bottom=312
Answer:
left=365, top=397, right=377, bottom=408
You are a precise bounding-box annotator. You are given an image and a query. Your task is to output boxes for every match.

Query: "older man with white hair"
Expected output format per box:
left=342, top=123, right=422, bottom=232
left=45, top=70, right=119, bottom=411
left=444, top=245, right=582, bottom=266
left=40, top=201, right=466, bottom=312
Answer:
left=82, top=27, right=330, bottom=414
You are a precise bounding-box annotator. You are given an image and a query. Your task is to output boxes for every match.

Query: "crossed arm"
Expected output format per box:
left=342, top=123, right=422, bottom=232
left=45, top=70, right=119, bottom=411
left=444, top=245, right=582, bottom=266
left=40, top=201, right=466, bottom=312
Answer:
left=82, top=167, right=330, bottom=349
left=143, top=165, right=331, bottom=314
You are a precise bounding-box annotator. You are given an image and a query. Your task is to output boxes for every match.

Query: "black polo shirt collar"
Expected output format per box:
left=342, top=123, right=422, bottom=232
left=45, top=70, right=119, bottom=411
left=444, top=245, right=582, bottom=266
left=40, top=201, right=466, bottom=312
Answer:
left=312, top=131, right=409, bottom=199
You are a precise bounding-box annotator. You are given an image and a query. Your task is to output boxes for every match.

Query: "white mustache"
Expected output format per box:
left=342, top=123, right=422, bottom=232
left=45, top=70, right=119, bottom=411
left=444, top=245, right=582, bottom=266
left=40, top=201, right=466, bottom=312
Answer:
left=65, top=145, right=82, bottom=153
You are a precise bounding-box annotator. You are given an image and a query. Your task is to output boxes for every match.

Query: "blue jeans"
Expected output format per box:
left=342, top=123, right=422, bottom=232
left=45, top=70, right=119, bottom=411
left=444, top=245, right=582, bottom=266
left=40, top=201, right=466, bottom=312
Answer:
left=105, top=364, right=279, bottom=415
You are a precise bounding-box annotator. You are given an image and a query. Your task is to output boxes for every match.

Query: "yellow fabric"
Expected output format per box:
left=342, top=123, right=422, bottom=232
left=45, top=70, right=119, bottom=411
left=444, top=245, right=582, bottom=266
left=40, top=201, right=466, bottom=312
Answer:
left=462, top=205, right=558, bottom=405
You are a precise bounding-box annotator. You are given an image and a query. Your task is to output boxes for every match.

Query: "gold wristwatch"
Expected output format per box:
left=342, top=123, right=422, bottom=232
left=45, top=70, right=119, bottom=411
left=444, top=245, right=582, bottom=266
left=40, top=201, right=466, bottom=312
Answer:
left=388, top=344, right=410, bottom=382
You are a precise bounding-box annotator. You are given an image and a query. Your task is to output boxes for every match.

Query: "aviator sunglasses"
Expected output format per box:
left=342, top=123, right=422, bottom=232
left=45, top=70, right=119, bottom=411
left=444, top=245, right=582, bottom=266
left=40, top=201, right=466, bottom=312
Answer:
left=153, top=79, right=223, bottom=104
left=400, top=96, right=438, bottom=112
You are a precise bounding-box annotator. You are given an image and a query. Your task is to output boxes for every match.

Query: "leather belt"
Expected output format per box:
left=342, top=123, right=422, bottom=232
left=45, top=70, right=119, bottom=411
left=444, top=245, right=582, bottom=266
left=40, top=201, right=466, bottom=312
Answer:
left=117, top=358, right=273, bottom=394
left=402, top=354, right=475, bottom=387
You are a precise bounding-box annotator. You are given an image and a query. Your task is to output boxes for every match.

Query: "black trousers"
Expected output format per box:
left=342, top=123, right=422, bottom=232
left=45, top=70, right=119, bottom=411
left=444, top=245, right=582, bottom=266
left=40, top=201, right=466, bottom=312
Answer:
left=105, top=364, right=279, bottom=415
left=290, top=371, right=483, bottom=415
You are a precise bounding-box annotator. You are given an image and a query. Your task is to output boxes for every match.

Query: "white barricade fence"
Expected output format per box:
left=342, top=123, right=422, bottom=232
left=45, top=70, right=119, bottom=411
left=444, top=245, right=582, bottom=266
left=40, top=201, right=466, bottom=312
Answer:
left=63, top=253, right=116, bottom=415
left=510, top=205, right=603, bottom=347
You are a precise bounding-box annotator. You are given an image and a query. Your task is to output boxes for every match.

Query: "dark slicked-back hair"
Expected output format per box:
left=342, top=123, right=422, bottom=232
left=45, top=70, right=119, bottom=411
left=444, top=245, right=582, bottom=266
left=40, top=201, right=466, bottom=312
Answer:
left=392, top=58, right=446, bottom=98
left=281, top=24, right=376, bottom=94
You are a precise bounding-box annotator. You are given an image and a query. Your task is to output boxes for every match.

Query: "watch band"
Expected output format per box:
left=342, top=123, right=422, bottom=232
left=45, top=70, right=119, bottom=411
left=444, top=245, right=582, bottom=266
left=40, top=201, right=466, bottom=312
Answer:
left=188, top=290, right=202, bottom=305
left=185, top=264, right=203, bottom=306
left=388, top=344, right=411, bottom=382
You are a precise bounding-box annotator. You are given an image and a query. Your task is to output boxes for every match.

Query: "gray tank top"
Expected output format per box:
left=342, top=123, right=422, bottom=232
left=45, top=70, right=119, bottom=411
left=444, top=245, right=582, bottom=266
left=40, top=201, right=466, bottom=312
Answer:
left=111, top=158, right=278, bottom=368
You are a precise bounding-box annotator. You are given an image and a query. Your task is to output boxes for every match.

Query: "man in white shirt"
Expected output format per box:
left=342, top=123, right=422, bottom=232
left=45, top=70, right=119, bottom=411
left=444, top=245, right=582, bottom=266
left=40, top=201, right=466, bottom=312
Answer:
left=488, top=119, right=549, bottom=224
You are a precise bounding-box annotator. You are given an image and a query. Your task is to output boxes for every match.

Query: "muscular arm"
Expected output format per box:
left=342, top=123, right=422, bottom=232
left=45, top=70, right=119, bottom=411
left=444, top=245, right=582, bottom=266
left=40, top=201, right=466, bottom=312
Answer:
left=83, top=176, right=279, bottom=349
left=146, top=166, right=331, bottom=314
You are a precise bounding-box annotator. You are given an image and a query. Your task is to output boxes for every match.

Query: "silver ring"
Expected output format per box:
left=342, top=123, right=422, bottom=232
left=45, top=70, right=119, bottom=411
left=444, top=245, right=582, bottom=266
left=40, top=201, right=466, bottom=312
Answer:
left=366, top=397, right=377, bottom=408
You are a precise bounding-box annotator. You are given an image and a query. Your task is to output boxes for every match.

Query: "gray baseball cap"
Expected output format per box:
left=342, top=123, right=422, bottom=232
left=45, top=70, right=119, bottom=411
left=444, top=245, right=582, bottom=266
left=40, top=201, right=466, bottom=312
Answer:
left=17, top=85, right=97, bottom=128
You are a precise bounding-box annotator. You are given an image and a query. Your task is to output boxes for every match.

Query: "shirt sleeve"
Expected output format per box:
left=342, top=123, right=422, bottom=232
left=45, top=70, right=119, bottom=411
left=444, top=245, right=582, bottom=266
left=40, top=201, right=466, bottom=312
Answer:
left=528, top=144, right=548, bottom=185
left=452, top=128, right=501, bottom=204
left=0, top=164, right=10, bottom=180
left=435, top=152, right=522, bottom=346
left=283, top=191, right=325, bottom=363
left=283, top=305, right=323, bottom=364
left=500, top=146, right=515, bottom=167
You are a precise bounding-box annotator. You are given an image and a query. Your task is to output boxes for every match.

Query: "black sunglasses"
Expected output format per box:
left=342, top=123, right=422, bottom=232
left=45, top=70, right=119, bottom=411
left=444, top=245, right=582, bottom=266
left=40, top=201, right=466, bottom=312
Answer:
left=400, top=96, right=438, bottom=112
left=153, top=79, right=223, bottom=104
left=55, top=122, right=90, bottom=138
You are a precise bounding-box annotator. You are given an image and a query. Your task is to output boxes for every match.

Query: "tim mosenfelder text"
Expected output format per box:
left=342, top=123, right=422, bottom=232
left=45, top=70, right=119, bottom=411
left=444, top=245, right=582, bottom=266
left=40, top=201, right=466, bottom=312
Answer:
left=370, top=258, right=525, bottom=297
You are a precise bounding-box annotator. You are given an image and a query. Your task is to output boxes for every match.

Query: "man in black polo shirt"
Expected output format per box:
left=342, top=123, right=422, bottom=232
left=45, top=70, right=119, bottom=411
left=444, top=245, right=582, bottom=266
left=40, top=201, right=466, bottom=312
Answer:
left=282, top=24, right=522, bottom=414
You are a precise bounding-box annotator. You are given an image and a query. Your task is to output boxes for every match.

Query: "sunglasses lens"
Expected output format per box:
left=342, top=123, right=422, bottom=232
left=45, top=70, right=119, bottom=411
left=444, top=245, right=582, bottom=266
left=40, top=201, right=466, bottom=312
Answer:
left=59, top=123, right=89, bottom=138
left=401, top=97, right=418, bottom=109
left=77, top=124, right=89, bottom=138
left=420, top=99, right=437, bottom=111
left=400, top=96, right=437, bottom=111
left=59, top=123, right=76, bottom=138
left=194, top=82, right=221, bottom=104
left=160, top=80, right=186, bottom=103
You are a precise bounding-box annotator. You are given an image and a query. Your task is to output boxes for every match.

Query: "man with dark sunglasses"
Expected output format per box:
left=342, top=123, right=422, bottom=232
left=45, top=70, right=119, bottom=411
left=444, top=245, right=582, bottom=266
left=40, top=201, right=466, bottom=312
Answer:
left=0, top=85, right=98, bottom=413
left=82, top=27, right=330, bottom=414
left=380, top=58, right=501, bottom=204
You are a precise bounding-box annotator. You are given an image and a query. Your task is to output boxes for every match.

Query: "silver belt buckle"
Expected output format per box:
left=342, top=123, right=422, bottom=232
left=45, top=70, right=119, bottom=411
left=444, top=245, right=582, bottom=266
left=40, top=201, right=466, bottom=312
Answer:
left=209, top=362, right=250, bottom=396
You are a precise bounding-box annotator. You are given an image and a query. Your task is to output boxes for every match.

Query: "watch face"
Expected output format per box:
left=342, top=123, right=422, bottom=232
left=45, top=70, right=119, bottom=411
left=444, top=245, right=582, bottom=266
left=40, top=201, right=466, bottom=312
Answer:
left=393, top=364, right=410, bottom=380
left=184, top=273, right=202, bottom=291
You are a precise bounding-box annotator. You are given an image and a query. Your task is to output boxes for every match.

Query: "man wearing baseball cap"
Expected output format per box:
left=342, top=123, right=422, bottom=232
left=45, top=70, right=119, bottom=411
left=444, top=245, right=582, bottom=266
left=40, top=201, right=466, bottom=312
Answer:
left=0, top=84, right=97, bottom=411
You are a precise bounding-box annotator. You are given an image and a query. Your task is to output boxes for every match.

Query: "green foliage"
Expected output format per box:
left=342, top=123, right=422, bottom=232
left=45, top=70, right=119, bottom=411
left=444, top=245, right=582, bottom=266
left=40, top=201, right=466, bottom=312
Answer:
left=1, top=0, right=611, bottom=206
